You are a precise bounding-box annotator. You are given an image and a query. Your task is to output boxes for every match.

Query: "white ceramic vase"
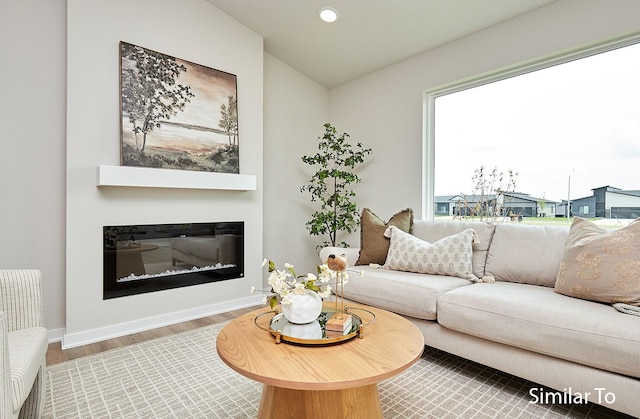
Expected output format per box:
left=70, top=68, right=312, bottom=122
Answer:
left=281, top=290, right=323, bottom=324
left=282, top=320, right=323, bottom=339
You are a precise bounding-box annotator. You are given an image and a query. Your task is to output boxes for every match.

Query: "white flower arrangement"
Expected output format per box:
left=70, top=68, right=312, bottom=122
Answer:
left=251, top=259, right=338, bottom=310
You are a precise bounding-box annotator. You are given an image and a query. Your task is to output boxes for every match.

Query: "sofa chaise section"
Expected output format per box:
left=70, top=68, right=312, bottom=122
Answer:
left=438, top=281, right=640, bottom=378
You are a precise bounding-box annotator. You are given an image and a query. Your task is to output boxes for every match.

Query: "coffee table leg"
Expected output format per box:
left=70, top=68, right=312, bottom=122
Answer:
left=258, top=383, right=383, bottom=419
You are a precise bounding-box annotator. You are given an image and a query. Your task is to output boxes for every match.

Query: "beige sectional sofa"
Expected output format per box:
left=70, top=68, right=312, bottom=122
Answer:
left=319, top=219, right=640, bottom=417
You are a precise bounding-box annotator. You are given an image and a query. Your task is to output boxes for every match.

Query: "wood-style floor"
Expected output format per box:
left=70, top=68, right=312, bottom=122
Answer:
left=46, top=305, right=262, bottom=366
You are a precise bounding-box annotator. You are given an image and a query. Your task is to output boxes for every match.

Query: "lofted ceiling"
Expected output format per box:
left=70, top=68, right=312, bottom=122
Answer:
left=206, top=0, right=557, bottom=88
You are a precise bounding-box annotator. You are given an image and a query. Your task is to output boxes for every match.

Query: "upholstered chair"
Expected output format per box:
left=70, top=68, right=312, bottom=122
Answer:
left=0, top=270, right=48, bottom=419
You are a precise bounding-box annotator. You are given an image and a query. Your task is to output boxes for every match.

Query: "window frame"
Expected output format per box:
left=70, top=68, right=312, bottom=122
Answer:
left=422, top=31, right=640, bottom=220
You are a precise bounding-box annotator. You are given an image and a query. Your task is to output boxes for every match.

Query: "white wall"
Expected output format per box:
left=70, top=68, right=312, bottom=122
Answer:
left=4, top=0, right=640, bottom=345
left=65, top=0, right=263, bottom=346
left=606, top=192, right=640, bottom=210
left=0, top=0, right=67, bottom=332
left=263, top=54, right=329, bottom=274
left=328, top=0, right=640, bottom=228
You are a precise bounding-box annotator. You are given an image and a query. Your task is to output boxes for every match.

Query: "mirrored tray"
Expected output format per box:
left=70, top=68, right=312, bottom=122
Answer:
left=254, top=306, right=376, bottom=345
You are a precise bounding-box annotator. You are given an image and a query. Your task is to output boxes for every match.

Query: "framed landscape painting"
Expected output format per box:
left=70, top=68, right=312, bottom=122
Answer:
left=119, top=41, right=239, bottom=173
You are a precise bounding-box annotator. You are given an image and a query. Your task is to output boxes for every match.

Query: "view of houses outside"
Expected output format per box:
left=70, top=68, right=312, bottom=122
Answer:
left=434, top=41, right=640, bottom=221
left=435, top=186, right=640, bottom=220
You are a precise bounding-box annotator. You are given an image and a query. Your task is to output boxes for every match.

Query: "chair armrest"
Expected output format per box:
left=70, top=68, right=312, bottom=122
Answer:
left=0, top=270, right=44, bottom=331
left=318, top=247, right=361, bottom=268
left=0, top=312, right=11, bottom=418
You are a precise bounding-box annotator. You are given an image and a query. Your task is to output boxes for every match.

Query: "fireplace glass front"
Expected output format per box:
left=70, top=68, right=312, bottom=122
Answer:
left=103, top=222, right=244, bottom=299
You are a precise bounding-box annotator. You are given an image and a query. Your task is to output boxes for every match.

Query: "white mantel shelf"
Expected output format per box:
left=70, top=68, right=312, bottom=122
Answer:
left=96, top=165, right=256, bottom=191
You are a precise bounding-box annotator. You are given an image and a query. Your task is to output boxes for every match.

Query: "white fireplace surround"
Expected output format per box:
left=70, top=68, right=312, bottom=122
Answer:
left=97, top=165, right=257, bottom=191
left=64, top=0, right=263, bottom=350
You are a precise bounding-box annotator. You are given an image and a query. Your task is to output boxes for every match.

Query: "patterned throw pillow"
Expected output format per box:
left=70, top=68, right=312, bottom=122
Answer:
left=555, top=217, right=640, bottom=305
left=384, top=225, right=479, bottom=281
left=356, top=208, right=414, bottom=266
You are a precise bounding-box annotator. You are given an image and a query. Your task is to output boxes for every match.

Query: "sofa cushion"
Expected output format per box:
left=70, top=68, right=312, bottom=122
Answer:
left=437, top=282, right=640, bottom=378
left=555, top=217, right=640, bottom=305
left=484, top=223, right=568, bottom=287
left=384, top=226, right=478, bottom=281
left=356, top=208, right=414, bottom=266
left=411, top=220, right=495, bottom=279
left=340, top=266, right=471, bottom=320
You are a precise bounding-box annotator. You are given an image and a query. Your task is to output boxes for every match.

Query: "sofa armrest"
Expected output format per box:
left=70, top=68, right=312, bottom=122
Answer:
left=0, top=270, right=44, bottom=331
left=318, top=247, right=360, bottom=268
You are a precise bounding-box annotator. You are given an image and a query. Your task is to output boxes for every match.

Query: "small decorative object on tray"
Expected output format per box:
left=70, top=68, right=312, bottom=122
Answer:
left=325, top=328, right=351, bottom=338
left=325, top=312, right=353, bottom=338
left=326, top=312, right=352, bottom=333
left=282, top=320, right=322, bottom=340
left=325, top=253, right=350, bottom=316
left=281, top=290, right=323, bottom=324
left=252, top=259, right=334, bottom=323
left=252, top=255, right=369, bottom=344
left=251, top=255, right=364, bottom=320
left=254, top=306, right=375, bottom=345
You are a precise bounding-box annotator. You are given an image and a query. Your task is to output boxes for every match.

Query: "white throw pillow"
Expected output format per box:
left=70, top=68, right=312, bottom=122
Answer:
left=384, top=225, right=479, bottom=281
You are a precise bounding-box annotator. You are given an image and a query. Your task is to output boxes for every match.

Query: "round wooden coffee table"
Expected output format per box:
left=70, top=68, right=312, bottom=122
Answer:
left=216, top=303, right=424, bottom=419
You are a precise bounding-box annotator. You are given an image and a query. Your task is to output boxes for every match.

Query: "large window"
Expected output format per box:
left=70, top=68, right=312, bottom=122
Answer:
left=424, top=34, right=640, bottom=220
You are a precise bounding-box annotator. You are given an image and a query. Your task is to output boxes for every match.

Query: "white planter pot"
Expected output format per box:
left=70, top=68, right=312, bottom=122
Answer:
left=281, top=290, right=323, bottom=324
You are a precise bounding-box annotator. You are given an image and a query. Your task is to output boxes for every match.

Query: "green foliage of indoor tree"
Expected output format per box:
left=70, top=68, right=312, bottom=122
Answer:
left=301, top=123, right=372, bottom=248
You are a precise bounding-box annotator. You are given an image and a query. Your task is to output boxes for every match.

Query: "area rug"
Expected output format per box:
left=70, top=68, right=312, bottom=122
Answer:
left=44, top=323, right=626, bottom=418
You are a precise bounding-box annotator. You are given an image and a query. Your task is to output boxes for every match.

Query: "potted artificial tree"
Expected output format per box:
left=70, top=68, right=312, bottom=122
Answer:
left=300, top=123, right=372, bottom=249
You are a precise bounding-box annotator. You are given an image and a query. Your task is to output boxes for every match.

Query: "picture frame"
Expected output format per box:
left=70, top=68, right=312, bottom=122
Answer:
left=119, top=41, right=239, bottom=173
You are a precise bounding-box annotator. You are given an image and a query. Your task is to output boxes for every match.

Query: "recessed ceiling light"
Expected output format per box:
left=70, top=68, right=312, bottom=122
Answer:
left=319, top=7, right=339, bottom=23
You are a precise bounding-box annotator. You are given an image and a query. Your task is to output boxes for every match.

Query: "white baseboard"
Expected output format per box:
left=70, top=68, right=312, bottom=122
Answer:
left=60, top=295, right=263, bottom=350
left=47, top=327, right=65, bottom=344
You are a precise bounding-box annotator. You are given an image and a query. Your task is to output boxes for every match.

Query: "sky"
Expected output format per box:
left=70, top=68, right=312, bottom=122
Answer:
left=121, top=45, right=237, bottom=152
left=172, top=58, right=237, bottom=129
left=434, top=41, right=640, bottom=203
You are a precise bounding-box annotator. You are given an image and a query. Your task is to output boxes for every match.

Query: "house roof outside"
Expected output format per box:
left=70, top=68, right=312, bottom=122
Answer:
left=439, top=187, right=640, bottom=206
left=610, top=190, right=640, bottom=198
left=435, top=192, right=557, bottom=205
left=435, top=195, right=462, bottom=202
left=572, top=185, right=640, bottom=202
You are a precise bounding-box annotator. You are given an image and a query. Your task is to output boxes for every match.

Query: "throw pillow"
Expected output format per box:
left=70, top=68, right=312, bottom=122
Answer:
left=384, top=225, right=479, bottom=281
left=356, top=208, right=414, bottom=266
left=554, top=217, right=640, bottom=305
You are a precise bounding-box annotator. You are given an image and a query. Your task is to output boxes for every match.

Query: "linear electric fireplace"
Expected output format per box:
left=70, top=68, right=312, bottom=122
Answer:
left=103, top=222, right=244, bottom=299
